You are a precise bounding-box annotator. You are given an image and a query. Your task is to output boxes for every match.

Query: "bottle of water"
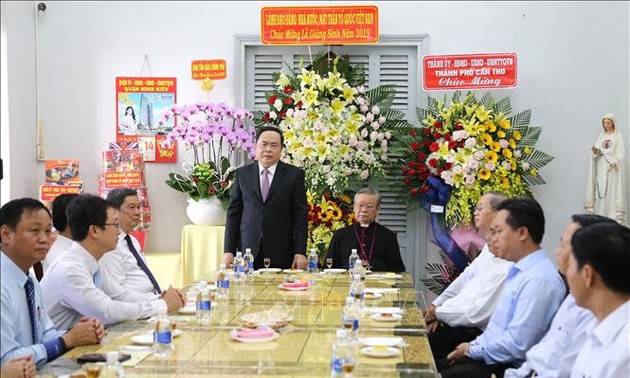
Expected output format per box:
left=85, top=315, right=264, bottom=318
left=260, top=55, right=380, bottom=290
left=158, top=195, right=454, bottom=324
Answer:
left=216, top=263, right=230, bottom=302
left=348, top=249, right=359, bottom=275
left=342, top=297, right=359, bottom=339
left=308, top=248, right=319, bottom=274
left=101, top=351, right=125, bottom=378
left=196, top=283, right=211, bottom=323
left=243, top=248, right=254, bottom=276
left=153, top=308, right=172, bottom=358
left=330, top=329, right=355, bottom=378
left=234, top=251, right=245, bottom=280
left=349, top=273, right=365, bottom=310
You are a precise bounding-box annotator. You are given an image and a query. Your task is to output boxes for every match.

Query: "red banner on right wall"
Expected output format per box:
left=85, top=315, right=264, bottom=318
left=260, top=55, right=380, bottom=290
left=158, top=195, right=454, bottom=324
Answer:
left=423, top=53, right=517, bottom=90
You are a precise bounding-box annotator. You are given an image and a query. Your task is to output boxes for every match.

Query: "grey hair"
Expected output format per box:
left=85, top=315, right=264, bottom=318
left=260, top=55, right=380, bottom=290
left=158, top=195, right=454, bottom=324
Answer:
left=355, top=187, right=381, bottom=206
left=484, top=191, right=509, bottom=211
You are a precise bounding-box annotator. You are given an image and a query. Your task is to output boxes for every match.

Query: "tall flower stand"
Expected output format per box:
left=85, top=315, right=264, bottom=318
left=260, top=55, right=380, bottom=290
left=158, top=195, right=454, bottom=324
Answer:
left=186, top=197, right=226, bottom=226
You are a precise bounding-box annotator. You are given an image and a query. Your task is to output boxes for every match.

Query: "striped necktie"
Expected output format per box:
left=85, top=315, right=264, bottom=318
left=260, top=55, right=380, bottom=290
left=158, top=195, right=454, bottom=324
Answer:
left=24, top=277, right=38, bottom=343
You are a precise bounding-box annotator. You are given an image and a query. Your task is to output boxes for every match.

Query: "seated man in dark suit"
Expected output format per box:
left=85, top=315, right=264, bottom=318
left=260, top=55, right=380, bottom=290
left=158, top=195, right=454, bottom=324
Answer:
left=326, top=187, right=405, bottom=272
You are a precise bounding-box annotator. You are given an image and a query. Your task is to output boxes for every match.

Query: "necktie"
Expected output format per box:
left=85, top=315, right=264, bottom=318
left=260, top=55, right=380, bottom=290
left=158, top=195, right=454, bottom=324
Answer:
left=261, top=169, right=270, bottom=201
left=125, top=234, right=162, bottom=294
left=93, top=268, right=102, bottom=288
left=24, top=277, right=38, bottom=343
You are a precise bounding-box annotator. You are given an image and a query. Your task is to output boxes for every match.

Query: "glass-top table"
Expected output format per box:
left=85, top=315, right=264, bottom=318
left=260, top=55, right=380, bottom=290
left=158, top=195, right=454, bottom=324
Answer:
left=40, top=271, right=437, bottom=377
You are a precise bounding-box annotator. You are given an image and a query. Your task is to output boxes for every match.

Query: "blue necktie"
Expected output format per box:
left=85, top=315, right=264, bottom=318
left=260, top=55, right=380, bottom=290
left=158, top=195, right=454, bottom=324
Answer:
left=125, top=234, right=162, bottom=294
left=24, top=277, right=38, bottom=343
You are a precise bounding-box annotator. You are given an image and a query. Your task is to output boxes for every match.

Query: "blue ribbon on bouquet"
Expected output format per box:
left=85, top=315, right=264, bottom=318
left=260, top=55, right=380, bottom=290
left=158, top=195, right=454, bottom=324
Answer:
left=418, top=176, right=469, bottom=273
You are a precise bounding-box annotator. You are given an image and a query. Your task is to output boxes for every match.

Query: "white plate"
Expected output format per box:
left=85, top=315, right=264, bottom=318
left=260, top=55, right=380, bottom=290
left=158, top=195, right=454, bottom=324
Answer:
left=120, top=344, right=152, bottom=352
left=323, top=268, right=347, bottom=274
left=131, top=329, right=182, bottom=345
left=241, top=312, right=294, bottom=323
left=370, top=313, right=403, bottom=322
left=367, top=307, right=404, bottom=315
left=282, top=269, right=304, bottom=274
left=230, top=329, right=280, bottom=343
left=359, top=336, right=404, bottom=347
left=363, top=292, right=383, bottom=300
left=361, top=346, right=401, bottom=358
left=258, top=268, right=282, bottom=273
left=278, top=283, right=309, bottom=291
left=178, top=302, right=218, bottom=314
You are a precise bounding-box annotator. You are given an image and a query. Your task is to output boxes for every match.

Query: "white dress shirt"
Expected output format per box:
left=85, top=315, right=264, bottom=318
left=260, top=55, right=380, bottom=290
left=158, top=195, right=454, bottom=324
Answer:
left=433, top=245, right=495, bottom=306
left=570, top=300, right=629, bottom=378
left=504, top=294, right=596, bottom=378
left=99, top=232, right=159, bottom=300
left=42, top=234, right=74, bottom=273
left=433, top=244, right=513, bottom=328
left=40, top=243, right=166, bottom=330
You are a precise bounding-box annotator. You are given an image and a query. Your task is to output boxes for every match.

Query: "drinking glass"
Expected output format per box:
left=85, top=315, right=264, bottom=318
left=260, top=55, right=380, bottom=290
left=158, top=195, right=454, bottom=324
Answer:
left=326, top=258, right=333, bottom=269
left=264, top=258, right=271, bottom=269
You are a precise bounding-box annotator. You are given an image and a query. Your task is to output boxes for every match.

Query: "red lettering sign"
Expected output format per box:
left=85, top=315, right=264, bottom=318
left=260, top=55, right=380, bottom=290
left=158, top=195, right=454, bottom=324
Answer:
left=261, top=6, right=379, bottom=45
left=423, top=53, right=517, bottom=90
left=191, top=59, right=227, bottom=80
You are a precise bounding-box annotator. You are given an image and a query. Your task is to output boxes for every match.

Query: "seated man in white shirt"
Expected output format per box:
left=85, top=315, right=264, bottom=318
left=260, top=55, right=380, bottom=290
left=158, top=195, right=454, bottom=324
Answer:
left=100, top=189, right=184, bottom=301
left=504, top=214, right=616, bottom=378
left=42, top=193, right=78, bottom=274
left=567, top=222, right=629, bottom=378
left=1, top=198, right=104, bottom=370
left=425, top=192, right=512, bottom=360
left=41, top=194, right=185, bottom=330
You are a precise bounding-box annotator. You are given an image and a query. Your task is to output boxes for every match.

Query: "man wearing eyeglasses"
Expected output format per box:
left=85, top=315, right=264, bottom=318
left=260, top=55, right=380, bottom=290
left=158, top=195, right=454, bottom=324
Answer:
left=326, top=187, right=405, bottom=272
left=41, top=194, right=184, bottom=330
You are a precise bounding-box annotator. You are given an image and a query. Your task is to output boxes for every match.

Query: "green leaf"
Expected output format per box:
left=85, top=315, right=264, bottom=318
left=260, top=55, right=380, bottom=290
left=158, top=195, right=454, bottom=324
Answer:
left=518, top=126, right=542, bottom=147
left=493, top=97, right=512, bottom=115
left=522, top=148, right=554, bottom=169
left=366, top=84, right=396, bottom=108
left=480, top=92, right=494, bottom=109
left=510, top=109, right=532, bottom=130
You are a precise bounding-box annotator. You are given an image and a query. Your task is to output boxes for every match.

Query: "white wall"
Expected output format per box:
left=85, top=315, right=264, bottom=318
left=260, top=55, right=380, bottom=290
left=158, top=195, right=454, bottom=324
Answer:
left=2, top=1, right=628, bottom=258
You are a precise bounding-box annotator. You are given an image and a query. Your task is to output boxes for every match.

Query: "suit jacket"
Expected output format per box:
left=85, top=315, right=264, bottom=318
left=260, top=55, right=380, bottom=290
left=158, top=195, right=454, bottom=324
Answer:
left=224, top=161, right=308, bottom=268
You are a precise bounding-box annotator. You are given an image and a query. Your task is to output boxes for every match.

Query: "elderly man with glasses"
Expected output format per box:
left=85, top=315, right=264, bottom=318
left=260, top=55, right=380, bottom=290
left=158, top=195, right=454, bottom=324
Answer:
left=326, top=187, right=405, bottom=272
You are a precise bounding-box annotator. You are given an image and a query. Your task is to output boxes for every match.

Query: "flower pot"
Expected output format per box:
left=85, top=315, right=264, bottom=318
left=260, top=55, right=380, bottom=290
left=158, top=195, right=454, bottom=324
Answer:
left=186, top=198, right=226, bottom=226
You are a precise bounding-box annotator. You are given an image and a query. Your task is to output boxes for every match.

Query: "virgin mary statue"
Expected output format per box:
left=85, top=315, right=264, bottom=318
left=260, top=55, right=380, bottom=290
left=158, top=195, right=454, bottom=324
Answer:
left=585, top=114, right=627, bottom=225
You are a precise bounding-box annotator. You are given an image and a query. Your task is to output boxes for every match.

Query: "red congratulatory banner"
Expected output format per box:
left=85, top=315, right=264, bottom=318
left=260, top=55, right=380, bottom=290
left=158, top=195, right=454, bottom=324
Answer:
left=261, top=6, right=378, bottom=45
left=191, top=59, right=227, bottom=80
left=423, top=53, right=517, bottom=90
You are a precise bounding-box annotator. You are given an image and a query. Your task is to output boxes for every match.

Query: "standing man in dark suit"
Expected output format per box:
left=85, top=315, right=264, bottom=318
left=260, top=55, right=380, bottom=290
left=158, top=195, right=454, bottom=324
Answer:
left=223, top=126, right=308, bottom=270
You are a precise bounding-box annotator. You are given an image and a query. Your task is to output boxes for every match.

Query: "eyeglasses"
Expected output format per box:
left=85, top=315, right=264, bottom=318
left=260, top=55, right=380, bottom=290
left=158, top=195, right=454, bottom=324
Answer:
left=354, top=204, right=377, bottom=211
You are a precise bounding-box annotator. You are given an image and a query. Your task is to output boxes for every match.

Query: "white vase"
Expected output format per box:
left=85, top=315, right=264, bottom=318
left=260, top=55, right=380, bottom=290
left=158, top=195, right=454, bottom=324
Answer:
left=186, top=197, right=227, bottom=226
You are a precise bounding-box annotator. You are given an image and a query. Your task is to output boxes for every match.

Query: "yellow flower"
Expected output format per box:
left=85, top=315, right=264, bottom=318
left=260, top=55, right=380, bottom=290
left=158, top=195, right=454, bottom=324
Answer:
left=486, top=150, right=498, bottom=163
left=499, top=119, right=511, bottom=130
left=475, top=106, right=491, bottom=122
left=508, top=138, right=516, bottom=149
left=512, top=130, right=522, bottom=141
left=478, top=168, right=491, bottom=180
left=501, top=177, right=510, bottom=188
left=331, top=98, right=345, bottom=114
left=530, top=168, right=538, bottom=176
left=481, top=133, right=493, bottom=145
left=342, top=85, right=357, bottom=102
left=302, top=87, right=320, bottom=108
left=524, top=146, right=532, bottom=155
left=485, top=121, right=497, bottom=133
left=491, top=142, right=501, bottom=152
left=338, top=194, right=351, bottom=203
left=497, top=131, right=506, bottom=139
left=463, top=118, right=480, bottom=136
left=438, top=142, right=450, bottom=157
left=510, top=160, right=517, bottom=170
left=343, top=120, right=360, bottom=135
left=502, top=148, right=513, bottom=158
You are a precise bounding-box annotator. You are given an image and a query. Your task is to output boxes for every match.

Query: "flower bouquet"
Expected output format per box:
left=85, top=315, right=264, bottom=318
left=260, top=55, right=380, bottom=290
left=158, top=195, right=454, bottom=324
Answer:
left=254, top=53, right=410, bottom=259
left=394, top=91, right=553, bottom=227
left=307, top=191, right=355, bottom=261
left=160, top=102, right=256, bottom=208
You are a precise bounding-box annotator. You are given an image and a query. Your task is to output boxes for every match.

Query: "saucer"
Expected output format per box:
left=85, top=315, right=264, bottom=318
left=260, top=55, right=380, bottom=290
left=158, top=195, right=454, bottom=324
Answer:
left=370, top=313, right=403, bottom=322
left=230, top=329, right=280, bottom=343
left=361, top=346, right=401, bottom=358
left=131, top=329, right=182, bottom=345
